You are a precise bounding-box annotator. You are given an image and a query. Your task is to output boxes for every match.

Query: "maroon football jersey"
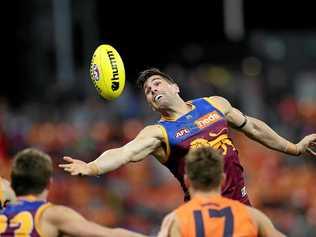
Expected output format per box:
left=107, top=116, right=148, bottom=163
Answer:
left=157, top=98, right=250, bottom=205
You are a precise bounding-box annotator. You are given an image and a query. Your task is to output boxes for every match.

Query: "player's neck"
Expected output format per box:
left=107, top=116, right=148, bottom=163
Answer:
left=190, top=188, right=221, bottom=199
left=18, top=190, right=48, bottom=202
left=160, top=98, right=192, bottom=120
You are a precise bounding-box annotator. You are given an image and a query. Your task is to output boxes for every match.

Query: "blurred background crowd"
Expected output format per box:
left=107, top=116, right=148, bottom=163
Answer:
left=2, top=0, right=316, bottom=236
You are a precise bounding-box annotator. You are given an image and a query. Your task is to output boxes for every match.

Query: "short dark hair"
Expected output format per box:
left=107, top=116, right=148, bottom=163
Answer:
left=11, top=148, right=53, bottom=196
left=136, top=68, right=176, bottom=89
left=185, top=147, right=223, bottom=191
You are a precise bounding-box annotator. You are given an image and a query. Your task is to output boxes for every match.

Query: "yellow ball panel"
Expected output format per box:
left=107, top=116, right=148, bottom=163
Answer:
left=90, top=44, right=125, bottom=100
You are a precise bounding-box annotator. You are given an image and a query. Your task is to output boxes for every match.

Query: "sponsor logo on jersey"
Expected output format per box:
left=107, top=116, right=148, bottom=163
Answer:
left=175, top=128, right=190, bottom=138
left=195, top=111, right=221, bottom=129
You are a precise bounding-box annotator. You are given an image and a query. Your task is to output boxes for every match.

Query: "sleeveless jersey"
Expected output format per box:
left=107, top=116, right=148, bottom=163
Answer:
left=175, top=194, right=258, bottom=237
left=0, top=197, right=51, bottom=237
left=157, top=98, right=250, bottom=204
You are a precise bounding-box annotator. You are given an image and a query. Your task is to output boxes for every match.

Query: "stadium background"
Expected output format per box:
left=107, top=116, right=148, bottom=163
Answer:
left=1, top=1, right=316, bottom=236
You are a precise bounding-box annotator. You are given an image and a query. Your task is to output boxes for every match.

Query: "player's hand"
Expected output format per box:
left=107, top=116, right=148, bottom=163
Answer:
left=59, top=156, right=92, bottom=176
left=296, top=134, right=316, bottom=157
left=157, top=212, right=175, bottom=237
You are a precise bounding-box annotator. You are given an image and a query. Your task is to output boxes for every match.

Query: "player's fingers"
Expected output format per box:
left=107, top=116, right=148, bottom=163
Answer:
left=58, top=164, right=72, bottom=168
left=65, top=166, right=73, bottom=171
left=63, top=156, right=75, bottom=163
left=62, top=167, right=73, bottom=173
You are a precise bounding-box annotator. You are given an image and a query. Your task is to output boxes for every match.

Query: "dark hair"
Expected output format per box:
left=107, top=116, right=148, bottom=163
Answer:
left=185, top=147, right=223, bottom=191
left=11, top=148, right=53, bottom=196
left=136, top=68, right=176, bottom=89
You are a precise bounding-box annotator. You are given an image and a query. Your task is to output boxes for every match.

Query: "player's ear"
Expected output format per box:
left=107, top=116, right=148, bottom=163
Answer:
left=171, top=83, right=180, bottom=94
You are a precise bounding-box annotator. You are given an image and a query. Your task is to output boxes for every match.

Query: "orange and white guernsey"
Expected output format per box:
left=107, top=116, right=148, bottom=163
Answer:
left=175, top=194, right=258, bottom=237
left=157, top=98, right=250, bottom=205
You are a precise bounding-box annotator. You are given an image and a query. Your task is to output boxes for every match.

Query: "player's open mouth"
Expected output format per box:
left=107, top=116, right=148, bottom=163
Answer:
left=154, top=95, right=163, bottom=102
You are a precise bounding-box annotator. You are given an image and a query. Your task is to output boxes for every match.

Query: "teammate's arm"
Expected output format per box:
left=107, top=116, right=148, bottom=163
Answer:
left=247, top=206, right=285, bottom=237
left=43, top=205, right=147, bottom=237
left=209, top=96, right=316, bottom=157
left=59, top=125, right=163, bottom=176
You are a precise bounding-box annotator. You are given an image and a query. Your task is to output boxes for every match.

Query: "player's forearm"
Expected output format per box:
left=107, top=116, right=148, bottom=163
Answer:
left=243, top=117, right=299, bottom=156
left=85, top=134, right=161, bottom=176
left=87, top=148, right=130, bottom=175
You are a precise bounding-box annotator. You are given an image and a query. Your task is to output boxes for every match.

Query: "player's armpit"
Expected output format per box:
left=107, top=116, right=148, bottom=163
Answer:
left=152, top=146, right=168, bottom=163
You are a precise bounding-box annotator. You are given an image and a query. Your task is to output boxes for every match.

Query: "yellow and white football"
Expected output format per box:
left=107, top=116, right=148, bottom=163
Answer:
left=90, top=44, right=125, bottom=100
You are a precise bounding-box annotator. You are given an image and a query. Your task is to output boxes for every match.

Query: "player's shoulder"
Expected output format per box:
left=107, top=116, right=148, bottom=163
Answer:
left=207, top=196, right=251, bottom=214
left=219, top=196, right=248, bottom=207
left=174, top=200, right=194, bottom=217
left=41, top=204, right=72, bottom=223
left=245, top=205, right=268, bottom=224
left=138, top=125, right=164, bottom=139
left=174, top=198, right=203, bottom=216
left=175, top=196, right=235, bottom=216
left=206, top=96, right=232, bottom=115
left=207, top=96, right=231, bottom=106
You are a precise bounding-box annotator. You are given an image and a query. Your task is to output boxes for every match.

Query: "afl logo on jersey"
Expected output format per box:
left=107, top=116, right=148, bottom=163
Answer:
left=175, top=128, right=190, bottom=138
left=195, top=111, right=221, bottom=129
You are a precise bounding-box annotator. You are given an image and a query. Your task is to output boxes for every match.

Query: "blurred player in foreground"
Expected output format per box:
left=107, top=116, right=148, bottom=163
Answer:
left=158, top=147, right=285, bottom=237
left=60, top=68, right=316, bottom=204
left=0, top=148, right=146, bottom=237
left=0, top=177, right=16, bottom=209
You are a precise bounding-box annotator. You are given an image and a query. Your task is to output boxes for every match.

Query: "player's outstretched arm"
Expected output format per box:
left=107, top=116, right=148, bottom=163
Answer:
left=59, top=125, right=163, bottom=176
left=247, top=206, right=286, bottom=237
left=42, top=205, right=147, bottom=237
left=209, top=96, right=316, bottom=157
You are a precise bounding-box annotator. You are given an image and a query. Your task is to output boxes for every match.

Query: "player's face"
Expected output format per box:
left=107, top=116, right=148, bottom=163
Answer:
left=143, top=75, right=179, bottom=110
